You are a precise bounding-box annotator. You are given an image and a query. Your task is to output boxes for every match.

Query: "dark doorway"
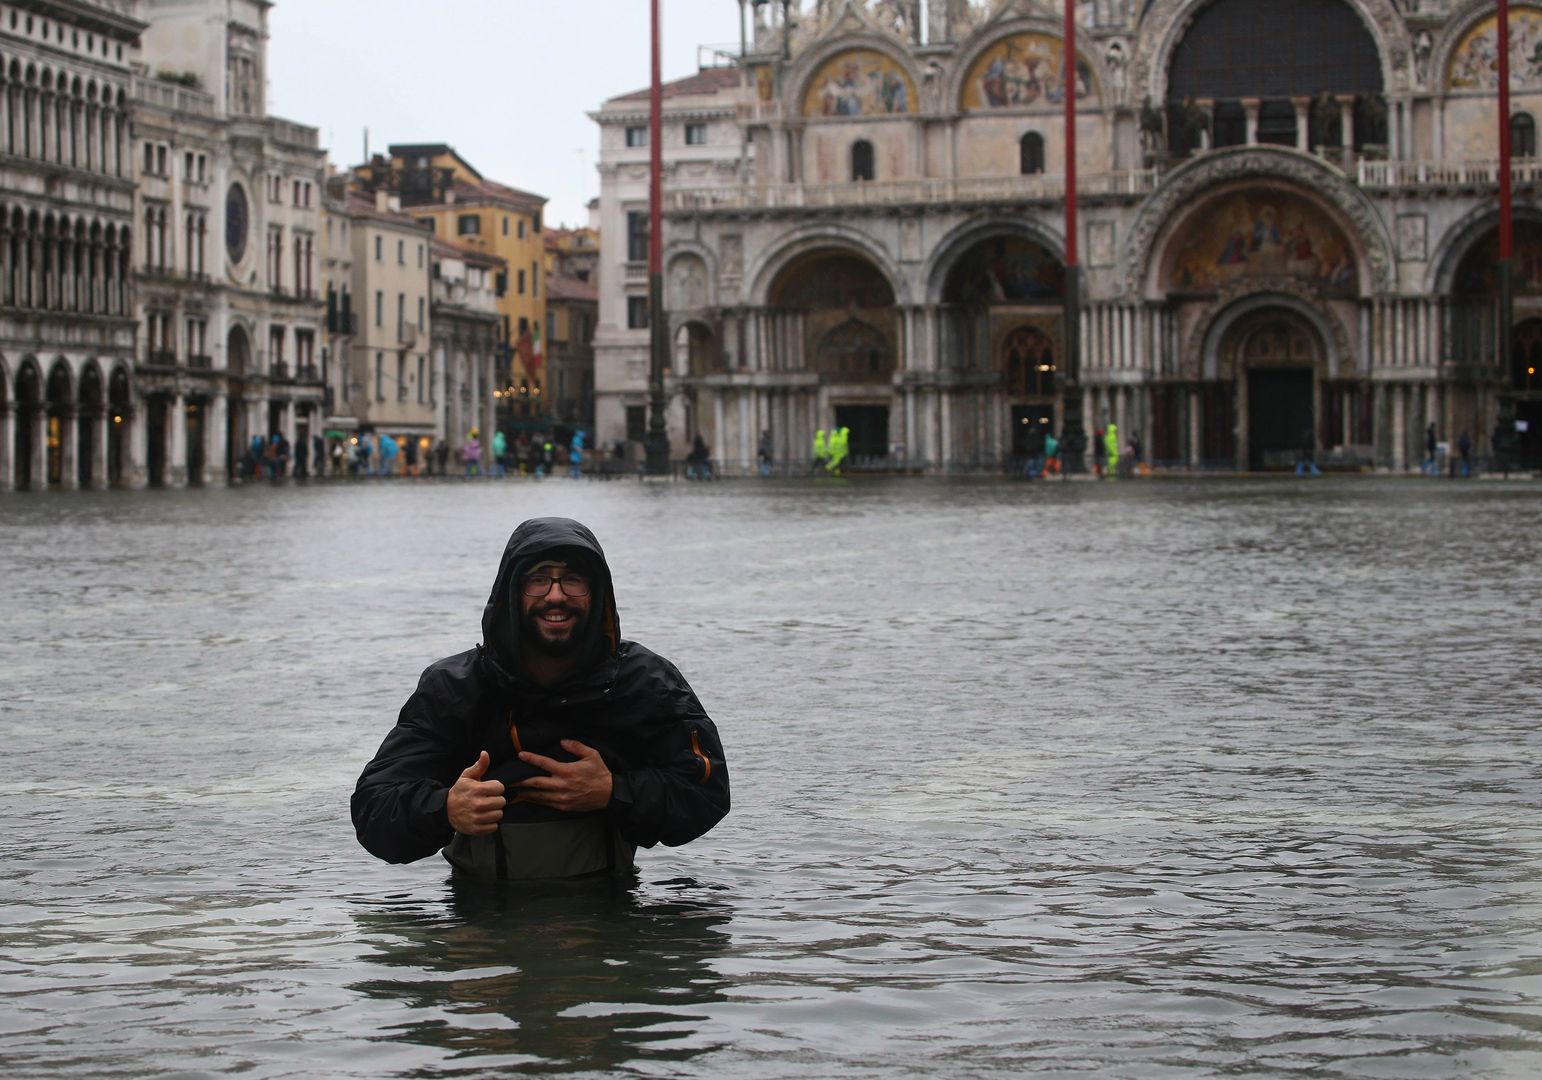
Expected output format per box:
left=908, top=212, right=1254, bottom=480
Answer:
left=146, top=396, right=167, bottom=487
left=1011, top=404, right=1055, bottom=458
left=1516, top=399, right=1542, bottom=468
left=833, top=405, right=888, bottom=463
left=108, top=367, right=130, bottom=488
left=1248, top=368, right=1314, bottom=470
left=186, top=399, right=206, bottom=486
left=15, top=363, right=41, bottom=490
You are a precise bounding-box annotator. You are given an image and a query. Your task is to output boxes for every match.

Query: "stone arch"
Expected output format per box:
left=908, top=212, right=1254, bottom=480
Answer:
left=813, top=316, right=895, bottom=381
left=1195, top=283, right=1354, bottom=381
left=45, top=355, right=73, bottom=405
left=1129, top=0, right=1412, bottom=106
left=1125, top=147, right=1393, bottom=297
left=925, top=215, right=1066, bottom=305
left=748, top=225, right=903, bottom=307
left=1436, top=1, right=1542, bottom=94
left=1428, top=203, right=1542, bottom=296
left=947, top=17, right=1105, bottom=114
left=671, top=319, right=721, bottom=377
left=787, top=32, right=923, bottom=119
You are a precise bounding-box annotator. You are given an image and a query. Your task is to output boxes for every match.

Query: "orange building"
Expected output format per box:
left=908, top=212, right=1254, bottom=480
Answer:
left=349, top=145, right=548, bottom=414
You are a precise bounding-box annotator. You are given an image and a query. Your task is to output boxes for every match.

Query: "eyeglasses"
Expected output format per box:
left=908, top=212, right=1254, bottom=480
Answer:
left=522, top=573, right=591, bottom=598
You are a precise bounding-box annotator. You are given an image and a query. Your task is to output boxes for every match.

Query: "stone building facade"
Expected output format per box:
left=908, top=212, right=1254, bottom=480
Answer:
left=429, top=237, right=501, bottom=456
left=595, top=0, right=1541, bottom=472
left=1, top=0, right=142, bottom=491
left=129, top=0, right=325, bottom=486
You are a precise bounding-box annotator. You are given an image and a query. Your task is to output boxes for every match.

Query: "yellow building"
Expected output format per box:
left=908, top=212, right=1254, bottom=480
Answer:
left=350, top=145, right=548, bottom=415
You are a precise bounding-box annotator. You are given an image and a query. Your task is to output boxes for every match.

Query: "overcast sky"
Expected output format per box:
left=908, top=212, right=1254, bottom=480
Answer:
left=267, top=1, right=748, bottom=228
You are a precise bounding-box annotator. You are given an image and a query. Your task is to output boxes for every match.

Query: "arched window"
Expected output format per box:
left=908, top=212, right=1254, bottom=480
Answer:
left=1513, top=113, right=1537, bottom=159
left=851, top=139, right=874, bottom=182
left=1019, top=132, right=1045, bottom=175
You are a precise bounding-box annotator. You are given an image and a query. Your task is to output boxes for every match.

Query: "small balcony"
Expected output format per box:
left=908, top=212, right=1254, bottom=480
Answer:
left=187, top=353, right=212, bottom=370
left=296, top=363, right=321, bottom=383
left=399, top=323, right=418, bottom=348
left=144, top=349, right=177, bottom=369
left=270, top=361, right=292, bottom=382
left=327, top=310, right=357, bottom=335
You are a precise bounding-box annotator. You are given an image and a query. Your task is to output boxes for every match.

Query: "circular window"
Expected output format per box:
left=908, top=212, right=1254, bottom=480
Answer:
left=225, top=184, right=249, bottom=263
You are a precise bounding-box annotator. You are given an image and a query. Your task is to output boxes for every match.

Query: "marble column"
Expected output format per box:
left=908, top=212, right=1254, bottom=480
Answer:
left=0, top=407, right=11, bottom=491
left=27, top=407, right=46, bottom=490
left=58, top=408, right=78, bottom=490
left=1292, top=97, right=1310, bottom=152
left=1392, top=384, right=1408, bottom=471
left=1188, top=387, right=1202, bottom=467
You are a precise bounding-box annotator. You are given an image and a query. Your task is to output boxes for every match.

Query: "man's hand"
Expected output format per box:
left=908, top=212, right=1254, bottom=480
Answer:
left=516, top=740, right=613, bottom=813
left=447, top=751, right=505, bottom=836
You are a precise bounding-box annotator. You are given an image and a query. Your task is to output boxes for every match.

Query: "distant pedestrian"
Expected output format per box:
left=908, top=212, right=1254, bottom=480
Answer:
left=1104, top=423, right=1120, bottom=480
left=434, top=438, right=449, bottom=477
left=1424, top=422, right=1437, bottom=476
left=492, top=429, right=508, bottom=479
left=812, top=429, right=828, bottom=474
left=312, top=434, right=325, bottom=477
left=378, top=433, right=399, bottom=477
left=1091, top=427, right=1105, bottom=479
left=1044, top=430, right=1061, bottom=477
left=405, top=436, right=419, bottom=477
left=569, top=430, right=585, bottom=479
left=294, top=433, right=309, bottom=479
left=758, top=430, right=773, bottom=477
left=687, top=434, right=713, bottom=480
left=464, top=431, right=481, bottom=477
left=1129, top=430, right=1145, bottom=477
left=331, top=438, right=346, bottom=478
left=1023, top=425, right=1045, bottom=478
left=1296, top=426, right=1322, bottom=477
left=1458, top=430, right=1472, bottom=478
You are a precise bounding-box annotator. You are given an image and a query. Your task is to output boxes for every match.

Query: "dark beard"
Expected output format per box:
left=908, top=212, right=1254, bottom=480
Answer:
left=520, top=605, right=589, bottom=658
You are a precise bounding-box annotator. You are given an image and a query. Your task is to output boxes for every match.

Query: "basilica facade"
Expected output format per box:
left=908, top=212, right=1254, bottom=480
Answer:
left=598, top=0, right=1540, bottom=472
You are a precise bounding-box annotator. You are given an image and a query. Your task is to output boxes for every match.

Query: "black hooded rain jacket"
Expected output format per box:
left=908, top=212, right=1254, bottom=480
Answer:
left=351, top=518, right=730, bottom=880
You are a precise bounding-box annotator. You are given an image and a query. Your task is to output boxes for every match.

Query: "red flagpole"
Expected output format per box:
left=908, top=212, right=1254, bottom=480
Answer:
left=1060, top=0, right=1086, bottom=472
left=1500, top=0, right=1513, bottom=264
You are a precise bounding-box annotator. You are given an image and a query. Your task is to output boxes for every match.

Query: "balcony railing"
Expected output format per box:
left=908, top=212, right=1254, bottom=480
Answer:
left=666, top=171, right=1159, bottom=213
left=327, top=311, right=357, bottom=335
left=296, top=363, right=321, bottom=383
left=132, top=75, right=215, bottom=119
left=270, top=361, right=291, bottom=382
left=145, top=349, right=177, bottom=368
left=1356, top=158, right=1542, bottom=189
left=188, top=354, right=212, bottom=370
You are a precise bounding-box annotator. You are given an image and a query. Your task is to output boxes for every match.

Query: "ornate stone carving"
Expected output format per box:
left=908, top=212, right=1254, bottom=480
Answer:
left=1182, top=274, right=1355, bottom=380
left=1122, top=148, right=1395, bottom=297
left=668, top=255, right=710, bottom=310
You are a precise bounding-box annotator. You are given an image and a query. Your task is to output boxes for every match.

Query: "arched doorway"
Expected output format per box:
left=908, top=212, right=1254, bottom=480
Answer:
left=1222, top=308, right=1325, bottom=470
left=226, top=324, right=251, bottom=482
left=45, top=360, right=71, bottom=488
left=14, top=359, right=41, bottom=490
left=77, top=363, right=103, bottom=488
left=185, top=397, right=207, bottom=486
left=1001, top=325, right=1058, bottom=462
left=767, top=249, right=898, bottom=463
left=107, top=365, right=130, bottom=487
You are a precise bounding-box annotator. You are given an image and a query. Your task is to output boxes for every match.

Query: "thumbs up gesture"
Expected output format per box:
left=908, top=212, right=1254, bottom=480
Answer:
left=447, top=751, right=506, bottom=836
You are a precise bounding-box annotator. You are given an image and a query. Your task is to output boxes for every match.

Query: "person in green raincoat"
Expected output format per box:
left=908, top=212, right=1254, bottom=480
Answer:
left=1104, top=422, right=1120, bottom=479
left=812, top=429, right=828, bottom=474
left=826, top=427, right=850, bottom=476
left=491, top=429, right=508, bottom=479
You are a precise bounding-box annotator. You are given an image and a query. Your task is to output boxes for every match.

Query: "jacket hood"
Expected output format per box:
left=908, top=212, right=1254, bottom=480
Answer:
left=482, top=517, right=621, bottom=681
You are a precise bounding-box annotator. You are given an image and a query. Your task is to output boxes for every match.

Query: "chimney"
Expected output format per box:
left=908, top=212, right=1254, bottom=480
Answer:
left=375, top=189, right=388, bottom=213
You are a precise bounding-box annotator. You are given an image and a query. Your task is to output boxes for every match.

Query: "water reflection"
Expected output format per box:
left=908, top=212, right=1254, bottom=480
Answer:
left=349, top=880, right=733, bottom=1074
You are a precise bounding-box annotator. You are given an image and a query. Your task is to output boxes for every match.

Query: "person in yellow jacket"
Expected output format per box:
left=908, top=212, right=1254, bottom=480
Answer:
left=1104, top=422, right=1120, bottom=479
left=826, top=426, right=851, bottom=476
left=812, top=429, right=828, bottom=474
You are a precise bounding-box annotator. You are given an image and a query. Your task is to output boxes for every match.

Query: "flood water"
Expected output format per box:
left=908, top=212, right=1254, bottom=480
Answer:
left=2, top=476, right=1540, bottom=1079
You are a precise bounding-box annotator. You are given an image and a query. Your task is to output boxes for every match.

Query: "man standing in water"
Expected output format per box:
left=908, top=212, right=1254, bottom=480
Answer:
left=353, top=517, right=730, bottom=881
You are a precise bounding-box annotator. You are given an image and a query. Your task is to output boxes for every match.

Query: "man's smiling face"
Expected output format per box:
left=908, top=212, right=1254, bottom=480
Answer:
left=518, top=561, right=592, bottom=658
